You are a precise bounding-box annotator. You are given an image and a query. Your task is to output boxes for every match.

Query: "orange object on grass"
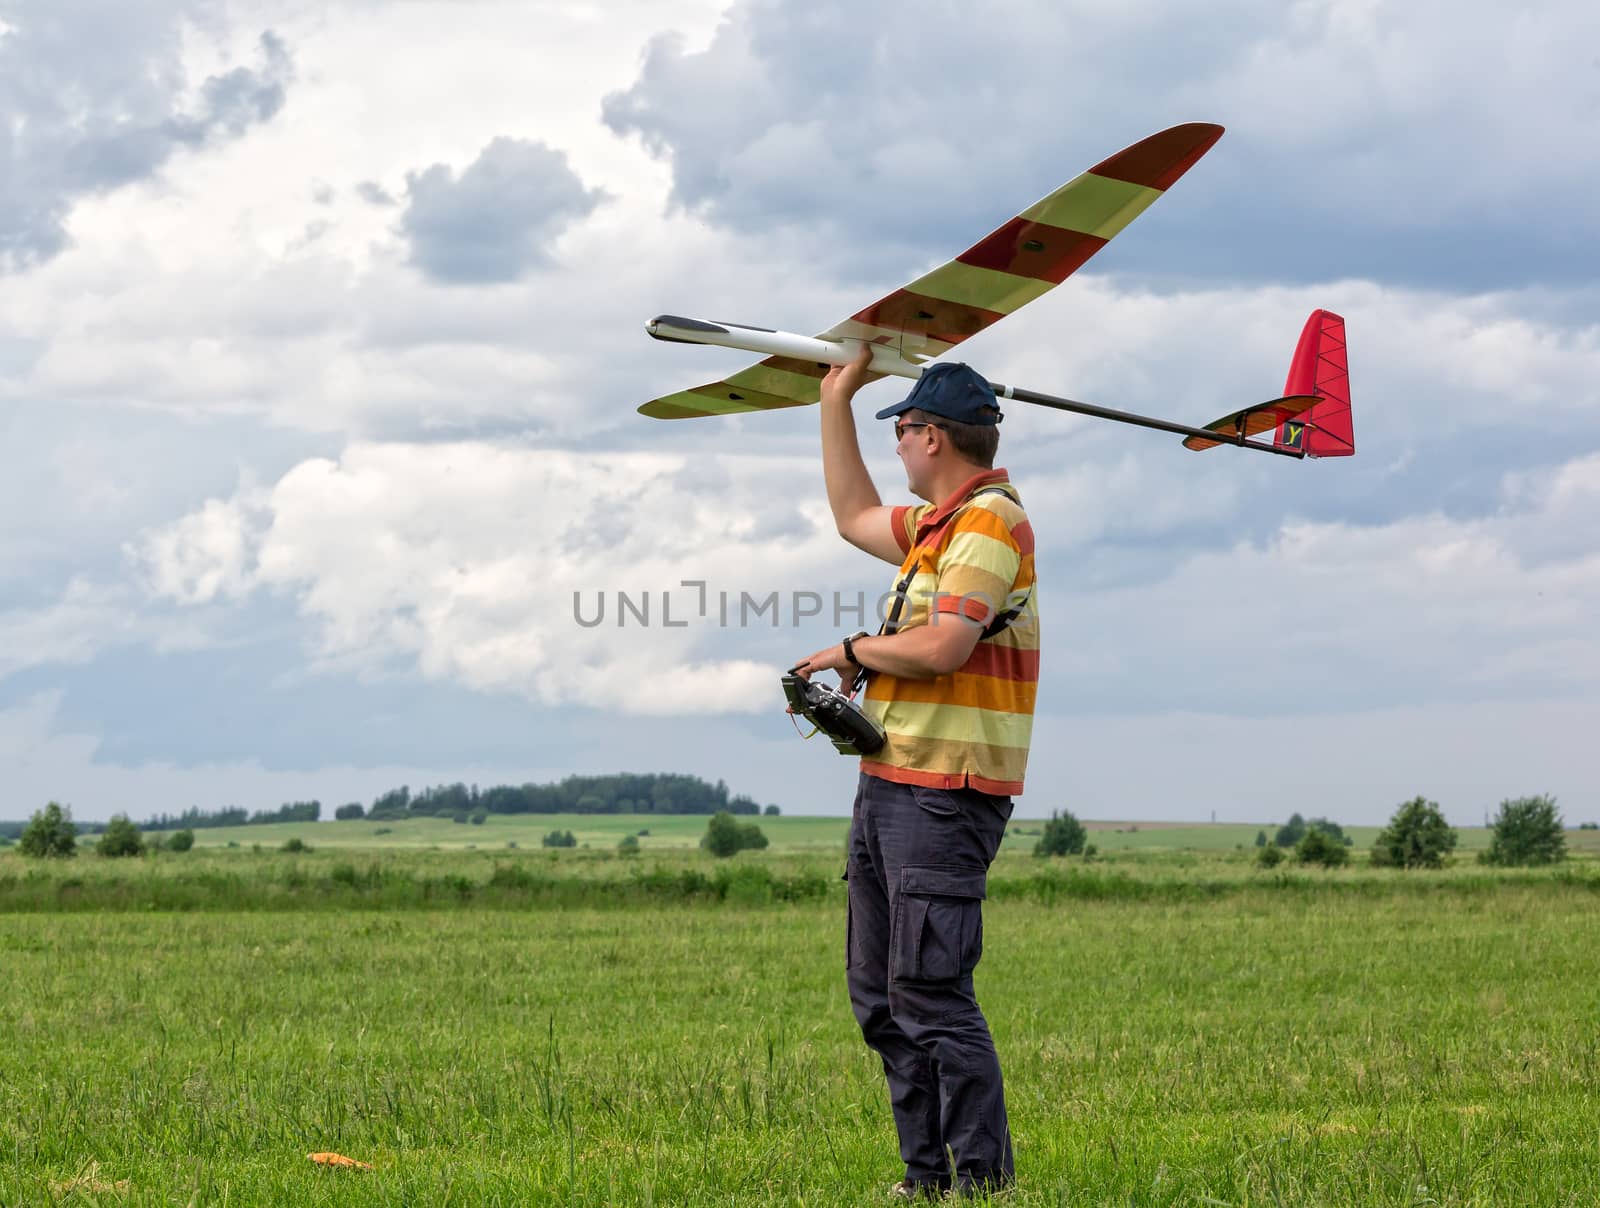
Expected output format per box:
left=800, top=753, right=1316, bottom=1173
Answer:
left=308, top=1151, right=373, bottom=1170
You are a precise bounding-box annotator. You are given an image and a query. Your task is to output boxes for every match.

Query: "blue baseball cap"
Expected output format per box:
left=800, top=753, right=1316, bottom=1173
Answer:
left=874, top=362, right=1002, bottom=426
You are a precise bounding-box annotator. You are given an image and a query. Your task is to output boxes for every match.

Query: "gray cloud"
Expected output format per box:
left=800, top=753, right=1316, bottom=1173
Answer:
left=0, top=6, right=292, bottom=273
left=161, top=33, right=290, bottom=142
left=0, top=398, right=326, bottom=599
left=399, top=138, right=607, bottom=284
left=355, top=180, right=396, bottom=206
left=602, top=0, right=1600, bottom=290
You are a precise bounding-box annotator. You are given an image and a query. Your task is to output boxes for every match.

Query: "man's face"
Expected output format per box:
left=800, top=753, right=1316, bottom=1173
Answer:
left=894, top=408, right=939, bottom=500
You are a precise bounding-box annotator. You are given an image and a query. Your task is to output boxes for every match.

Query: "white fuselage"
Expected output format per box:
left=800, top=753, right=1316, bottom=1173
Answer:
left=645, top=315, right=927, bottom=382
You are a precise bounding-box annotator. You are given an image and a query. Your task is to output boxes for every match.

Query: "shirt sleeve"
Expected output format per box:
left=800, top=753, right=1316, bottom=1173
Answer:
left=933, top=505, right=1022, bottom=626
left=890, top=503, right=934, bottom=556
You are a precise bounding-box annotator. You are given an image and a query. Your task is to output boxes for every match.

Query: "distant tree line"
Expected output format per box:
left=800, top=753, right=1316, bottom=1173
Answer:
left=124, top=774, right=777, bottom=832
left=360, top=774, right=774, bottom=821
left=140, top=801, right=321, bottom=832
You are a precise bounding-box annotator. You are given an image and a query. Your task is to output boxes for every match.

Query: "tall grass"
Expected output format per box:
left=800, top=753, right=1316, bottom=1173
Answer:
left=2, top=845, right=1597, bottom=912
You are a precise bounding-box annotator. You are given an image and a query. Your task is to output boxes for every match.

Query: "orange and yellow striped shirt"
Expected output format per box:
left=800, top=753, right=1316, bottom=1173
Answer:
left=860, top=468, right=1039, bottom=796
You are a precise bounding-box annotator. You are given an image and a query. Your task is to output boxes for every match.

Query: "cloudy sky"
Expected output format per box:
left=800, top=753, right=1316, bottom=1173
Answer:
left=2, top=0, right=1597, bottom=826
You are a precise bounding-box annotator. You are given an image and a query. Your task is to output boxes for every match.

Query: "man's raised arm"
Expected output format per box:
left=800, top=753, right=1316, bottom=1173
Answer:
left=820, top=345, right=904, bottom=565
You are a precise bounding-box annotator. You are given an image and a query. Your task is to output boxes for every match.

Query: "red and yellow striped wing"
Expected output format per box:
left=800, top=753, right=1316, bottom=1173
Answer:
left=637, top=356, right=828, bottom=420
left=640, top=123, right=1225, bottom=420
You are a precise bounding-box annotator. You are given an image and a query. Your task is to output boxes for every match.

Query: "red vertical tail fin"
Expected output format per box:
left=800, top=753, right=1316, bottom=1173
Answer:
left=1275, top=310, right=1353, bottom=457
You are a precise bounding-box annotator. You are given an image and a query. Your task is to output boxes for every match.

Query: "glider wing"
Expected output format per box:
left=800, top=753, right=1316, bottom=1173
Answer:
left=640, top=122, right=1226, bottom=419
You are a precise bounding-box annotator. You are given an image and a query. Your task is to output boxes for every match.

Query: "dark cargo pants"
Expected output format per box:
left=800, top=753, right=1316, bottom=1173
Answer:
left=845, top=772, right=1015, bottom=1195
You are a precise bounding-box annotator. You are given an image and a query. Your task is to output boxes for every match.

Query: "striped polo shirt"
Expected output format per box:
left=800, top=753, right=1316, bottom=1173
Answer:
left=859, top=468, right=1040, bottom=796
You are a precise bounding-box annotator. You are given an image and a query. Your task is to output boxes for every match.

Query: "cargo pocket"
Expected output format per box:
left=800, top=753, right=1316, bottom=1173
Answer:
left=891, top=865, right=986, bottom=983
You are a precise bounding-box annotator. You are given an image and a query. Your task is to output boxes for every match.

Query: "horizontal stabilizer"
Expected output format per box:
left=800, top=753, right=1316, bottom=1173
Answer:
left=1181, top=394, right=1323, bottom=451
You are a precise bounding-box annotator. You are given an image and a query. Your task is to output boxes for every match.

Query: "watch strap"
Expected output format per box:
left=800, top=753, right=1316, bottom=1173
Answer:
left=842, top=631, right=867, bottom=666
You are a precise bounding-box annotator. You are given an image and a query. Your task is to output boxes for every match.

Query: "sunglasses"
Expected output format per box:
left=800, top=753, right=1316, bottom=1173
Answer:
left=894, top=419, right=946, bottom=442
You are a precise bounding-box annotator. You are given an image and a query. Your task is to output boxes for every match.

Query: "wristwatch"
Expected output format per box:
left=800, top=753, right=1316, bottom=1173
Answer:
left=842, top=631, right=869, bottom=666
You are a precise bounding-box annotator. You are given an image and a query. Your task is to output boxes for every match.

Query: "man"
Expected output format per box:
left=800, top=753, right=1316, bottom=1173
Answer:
left=793, top=346, right=1039, bottom=1198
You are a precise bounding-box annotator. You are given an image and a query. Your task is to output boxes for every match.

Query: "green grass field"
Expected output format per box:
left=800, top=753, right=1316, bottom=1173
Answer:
left=179, top=811, right=856, bottom=852
left=166, top=814, right=1351, bottom=853
left=4, top=819, right=1599, bottom=1204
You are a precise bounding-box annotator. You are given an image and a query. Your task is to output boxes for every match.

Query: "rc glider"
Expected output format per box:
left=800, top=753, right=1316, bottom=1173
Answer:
left=639, top=123, right=1354, bottom=460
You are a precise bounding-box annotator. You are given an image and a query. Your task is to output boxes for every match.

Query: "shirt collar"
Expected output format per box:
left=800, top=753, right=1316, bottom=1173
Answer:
left=913, top=467, right=1014, bottom=541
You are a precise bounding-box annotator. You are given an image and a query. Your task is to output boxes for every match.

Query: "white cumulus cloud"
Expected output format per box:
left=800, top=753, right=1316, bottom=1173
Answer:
left=134, top=441, right=860, bottom=714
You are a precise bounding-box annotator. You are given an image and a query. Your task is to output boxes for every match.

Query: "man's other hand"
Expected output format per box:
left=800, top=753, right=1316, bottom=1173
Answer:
left=790, top=642, right=853, bottom=681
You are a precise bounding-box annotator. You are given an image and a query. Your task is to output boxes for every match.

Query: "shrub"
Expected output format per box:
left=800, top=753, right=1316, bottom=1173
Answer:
left=1033, top=810, right=1086, bottom=857
left=617, top=834, right=641, bottom=855
left=764, top=804, right=781, bottom=816
left=1307, top=817, right=1352, bottom=846
left=489, top=863, right=538, bottom=890
left=542, top=830, right=577, bottom=849
left=334, top=803, right=364, bottom=821
left=1481, top=794, right=1566, bottom=867
left=96, top=815, right=146, bottom=858
left=166, top=829, right=195, bottom=853
left=1255, top=843, right=1284, bottom=869
left=1254, top=830, right=1267, bottom=848
left=470, top=809, right=488, bottom=825
left=281, top=837, right=310, bottom=853
left=702, top=812, right=741, bottom=858
left=1274, top=813, right=1307, bottom=848
left=373, top=827, right=393, bottom=836
left=1370, top=796, right=1456, bottom=869
left=19, top=802, right=77, bottom=858
left=700, top=811, right=767, bottom=858
left=1294, top=827, right=1349, bottom=868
